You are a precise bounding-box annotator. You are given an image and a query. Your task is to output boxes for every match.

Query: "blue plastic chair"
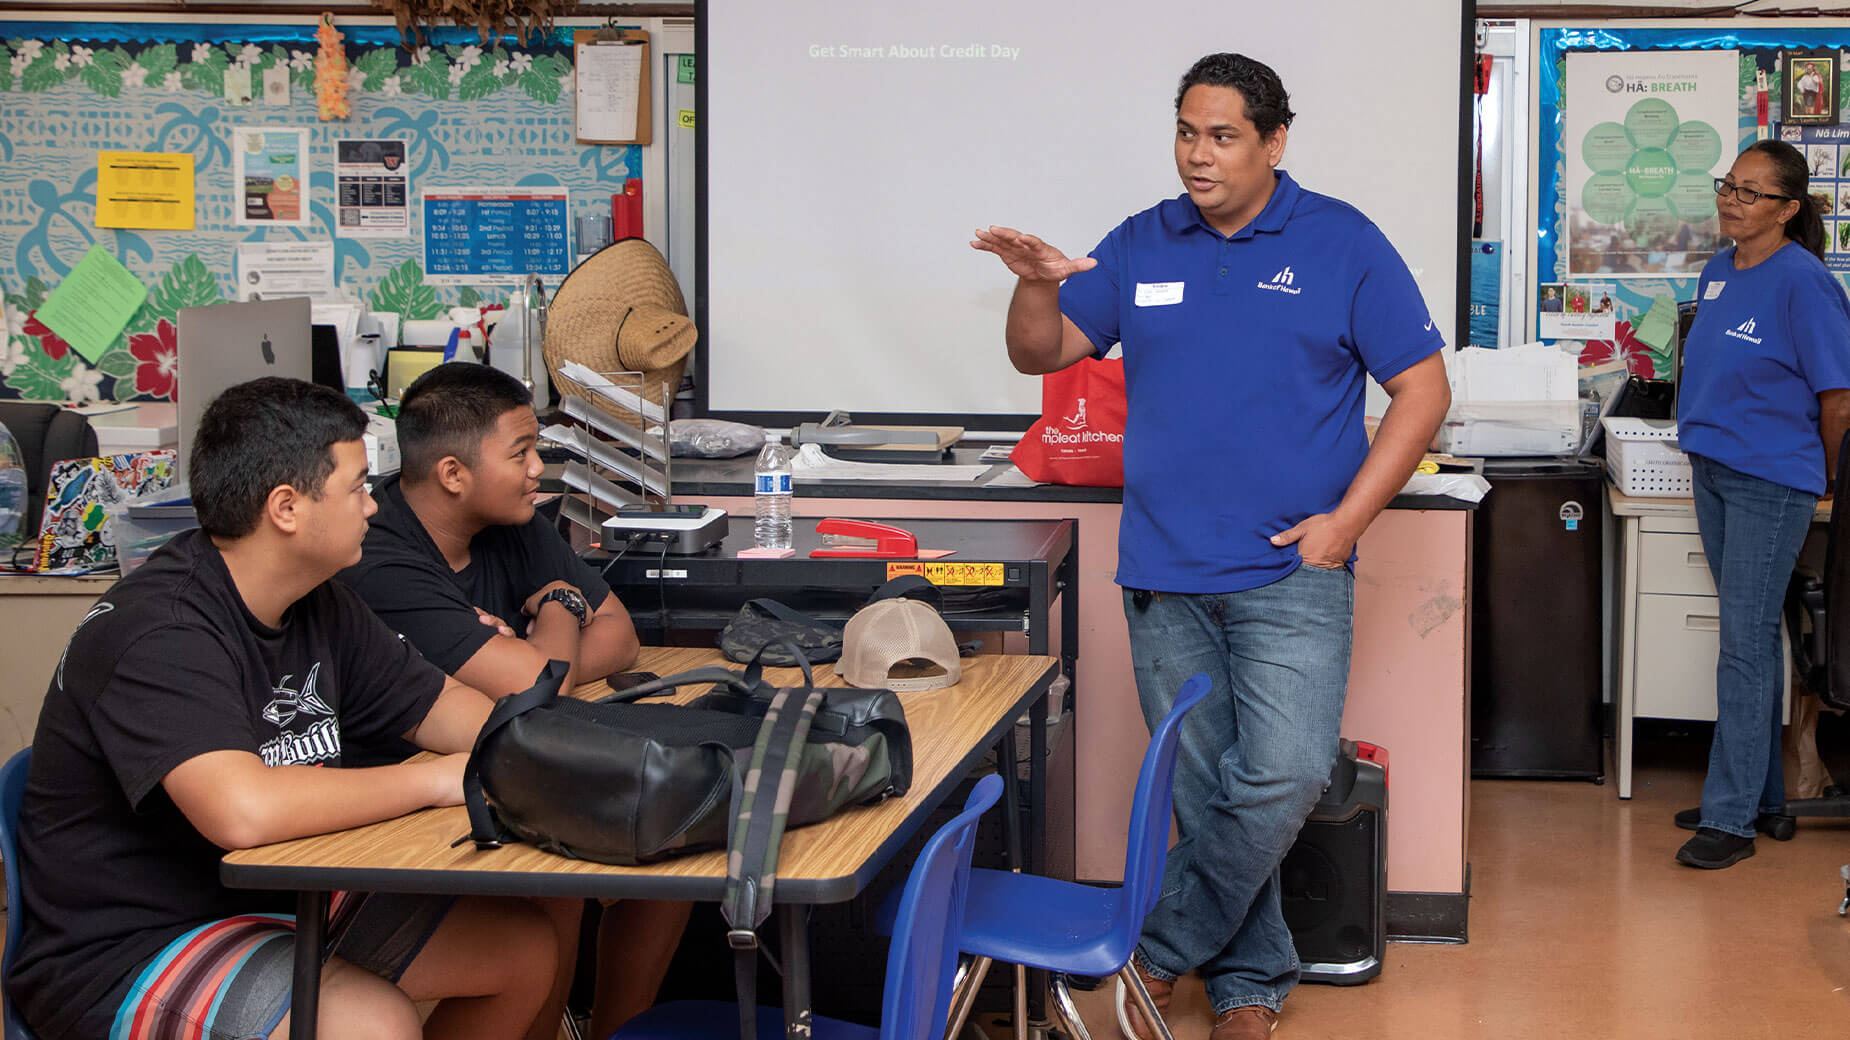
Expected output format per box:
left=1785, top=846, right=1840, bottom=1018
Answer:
left=0, top=747, right=40, bottom=1040
left=935, top=673, right=1210, bottom=1040
left=607, top=773, right=1004, bottom=1040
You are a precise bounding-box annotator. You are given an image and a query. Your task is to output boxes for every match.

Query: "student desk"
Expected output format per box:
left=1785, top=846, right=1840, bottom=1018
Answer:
left=596, top=514, right=1075, bottom=885
left=1607, top=488, right=1829, bottom=797
left=222, top=646, right=1059, bottom=1040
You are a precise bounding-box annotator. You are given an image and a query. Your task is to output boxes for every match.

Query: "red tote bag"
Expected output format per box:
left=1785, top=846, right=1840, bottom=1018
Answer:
left=1009, top=357, right=1126, bottom=487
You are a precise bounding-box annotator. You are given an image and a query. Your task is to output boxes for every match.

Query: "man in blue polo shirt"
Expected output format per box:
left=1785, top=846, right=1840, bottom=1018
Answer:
left=974, top=53, right=1449, bottom=1040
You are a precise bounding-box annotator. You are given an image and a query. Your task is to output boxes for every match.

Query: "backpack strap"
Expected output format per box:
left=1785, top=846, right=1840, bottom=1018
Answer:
left=721, top=642, right=824, bottom=1040
left=462, top=659, right=569, bottom=850
left=594, top=666, right=756, bottom=704
left=738, top=640, right=815, bottom=692
left=743, top=597, right=836, bottom=630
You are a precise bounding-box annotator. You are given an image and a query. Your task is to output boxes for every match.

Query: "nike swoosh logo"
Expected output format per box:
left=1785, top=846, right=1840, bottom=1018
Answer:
left=1423, top=320, right=1434, bottom=331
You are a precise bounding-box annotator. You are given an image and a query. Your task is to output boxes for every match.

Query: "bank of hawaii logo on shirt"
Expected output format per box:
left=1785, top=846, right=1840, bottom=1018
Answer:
left=259, top=662, right=341, bottom=766
left=1257, top=266, right=1302, bottom=295
left=1724, top=317, right=1762, bottom=345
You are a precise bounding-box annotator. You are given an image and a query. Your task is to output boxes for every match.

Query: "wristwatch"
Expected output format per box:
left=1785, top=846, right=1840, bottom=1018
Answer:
left=537, top=587, right=590, bottom=628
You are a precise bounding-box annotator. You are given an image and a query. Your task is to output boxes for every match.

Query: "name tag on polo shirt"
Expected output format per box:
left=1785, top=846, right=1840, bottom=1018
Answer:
left=1134, top=281, right=1185, bottom=307
left=1705, top=281, right=1725, bottom=300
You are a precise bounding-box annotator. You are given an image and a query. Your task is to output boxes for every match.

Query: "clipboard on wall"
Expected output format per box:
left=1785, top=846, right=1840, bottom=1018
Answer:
left=574, top=27, right=651, bottom=146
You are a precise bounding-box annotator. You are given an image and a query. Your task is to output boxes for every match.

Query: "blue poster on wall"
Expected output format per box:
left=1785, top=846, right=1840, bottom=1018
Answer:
left=1538, top=27, right=1850, bottom=301
left=1469, top=240, right=1501, bottom=350
left=422, top=186, right=571, bottom=284
left=1783, top=124, right=1850, bottom=272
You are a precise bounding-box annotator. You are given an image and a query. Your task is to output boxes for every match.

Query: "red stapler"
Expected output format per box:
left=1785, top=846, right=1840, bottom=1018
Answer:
left=808, top=518, right=919, bottom=558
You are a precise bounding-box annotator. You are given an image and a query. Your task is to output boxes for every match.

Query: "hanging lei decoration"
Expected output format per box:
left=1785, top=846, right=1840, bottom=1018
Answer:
left=315, top=13, right=351, bottom=120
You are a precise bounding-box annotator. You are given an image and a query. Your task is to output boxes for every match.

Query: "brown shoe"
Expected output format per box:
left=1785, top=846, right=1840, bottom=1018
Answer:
left=1209, top=1005, right=1279, bottom=1040
left=1113, top=960, right=1174, bottom=1040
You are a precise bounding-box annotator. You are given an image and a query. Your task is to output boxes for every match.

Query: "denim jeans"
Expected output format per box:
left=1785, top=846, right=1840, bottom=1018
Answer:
left=1121, top=563, right=1353, bottom=1014
left=1688, top=453, right=1816, bottom=837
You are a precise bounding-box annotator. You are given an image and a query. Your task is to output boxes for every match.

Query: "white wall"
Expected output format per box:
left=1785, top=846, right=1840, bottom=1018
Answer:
left=701, top=0, right=1467, bottom=425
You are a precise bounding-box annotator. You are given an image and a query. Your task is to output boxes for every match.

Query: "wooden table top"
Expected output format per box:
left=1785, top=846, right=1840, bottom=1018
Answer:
left=222, top=647, right=1056, bottom=904
left=1608, top=485, right=1833, bottom=522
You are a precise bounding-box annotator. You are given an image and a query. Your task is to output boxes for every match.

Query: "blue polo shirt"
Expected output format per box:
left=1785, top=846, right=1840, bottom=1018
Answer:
left=1060, top=171, right=1444, bottom=594
left=1678, top=244, right=1850, bottom=496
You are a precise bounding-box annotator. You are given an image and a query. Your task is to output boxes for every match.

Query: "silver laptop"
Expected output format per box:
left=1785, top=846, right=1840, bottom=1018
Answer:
left=177, top=298, right=312, bottom=477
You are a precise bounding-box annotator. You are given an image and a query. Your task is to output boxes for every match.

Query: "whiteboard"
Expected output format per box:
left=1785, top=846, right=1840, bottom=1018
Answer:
left=699, top=0, right=1466, bottom=427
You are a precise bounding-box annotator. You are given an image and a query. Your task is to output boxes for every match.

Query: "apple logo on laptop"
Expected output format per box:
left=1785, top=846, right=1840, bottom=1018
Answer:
left=260, top=333, right=274, bottom=365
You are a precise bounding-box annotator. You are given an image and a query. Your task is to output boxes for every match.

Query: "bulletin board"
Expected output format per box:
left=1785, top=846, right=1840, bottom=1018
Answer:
left=1535, top=24, right=1850, bottom=379
left=0, top=16, right=642, bottom=404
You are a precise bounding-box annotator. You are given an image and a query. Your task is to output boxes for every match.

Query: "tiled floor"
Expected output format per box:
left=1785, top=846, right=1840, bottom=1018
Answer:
left=1032, top=726, right=1850, bottom=1040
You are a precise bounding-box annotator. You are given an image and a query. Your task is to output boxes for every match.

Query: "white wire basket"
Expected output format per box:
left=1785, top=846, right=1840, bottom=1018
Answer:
left=1602, top=417, right=1691, bottom=497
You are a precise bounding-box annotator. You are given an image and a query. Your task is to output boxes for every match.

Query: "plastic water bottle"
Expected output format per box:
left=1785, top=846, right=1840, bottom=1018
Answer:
left=490, top=293, right=528, bottom=383
left=0, top=466, right=23, bottom=546
left=754, top=430, right=794, bottom=550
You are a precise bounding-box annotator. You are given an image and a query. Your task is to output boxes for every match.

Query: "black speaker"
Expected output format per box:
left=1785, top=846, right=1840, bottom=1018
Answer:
left=1280, top=739, right=1387, bottom=985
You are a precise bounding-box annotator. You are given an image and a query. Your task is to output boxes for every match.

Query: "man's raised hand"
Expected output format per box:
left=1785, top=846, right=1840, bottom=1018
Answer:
left=971, top=226, right=1097, bottom=283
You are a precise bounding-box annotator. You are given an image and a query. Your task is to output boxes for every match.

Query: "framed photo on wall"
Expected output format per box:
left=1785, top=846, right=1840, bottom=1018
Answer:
left=1782, top=50, right=1839, bottom=127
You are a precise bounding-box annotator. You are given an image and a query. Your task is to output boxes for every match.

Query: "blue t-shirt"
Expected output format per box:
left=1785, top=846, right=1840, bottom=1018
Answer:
left=1059, top=171, right=1444, bottom=594
left=1679, top=243, right=1850, bottom=495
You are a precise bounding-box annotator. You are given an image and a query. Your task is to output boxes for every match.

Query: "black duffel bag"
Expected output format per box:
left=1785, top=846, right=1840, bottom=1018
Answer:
left=462, top=648, right=911, bottom=866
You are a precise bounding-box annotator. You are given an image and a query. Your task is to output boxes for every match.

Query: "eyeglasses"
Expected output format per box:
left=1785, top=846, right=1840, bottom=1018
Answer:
left=1713, top=178, right=1791, bottom=205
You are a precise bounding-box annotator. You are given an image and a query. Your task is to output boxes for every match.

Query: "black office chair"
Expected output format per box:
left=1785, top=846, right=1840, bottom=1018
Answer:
left=0, top=402, right=97, bottom=542
left=1783, top=428, right=1850, bottom=821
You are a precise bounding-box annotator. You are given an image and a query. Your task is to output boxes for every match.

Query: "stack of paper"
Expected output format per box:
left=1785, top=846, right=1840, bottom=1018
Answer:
left=559, top=361, right=666, bottom=424
left=1439, top=344, right=1582, bottom=457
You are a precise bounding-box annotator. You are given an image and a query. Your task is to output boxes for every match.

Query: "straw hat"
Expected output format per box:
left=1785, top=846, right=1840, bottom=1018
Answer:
left=543, top=237, right=696, bottom=427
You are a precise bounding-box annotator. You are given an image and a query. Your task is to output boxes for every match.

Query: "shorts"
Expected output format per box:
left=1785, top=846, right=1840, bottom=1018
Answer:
left=101, top=892, right=454, bottom=1040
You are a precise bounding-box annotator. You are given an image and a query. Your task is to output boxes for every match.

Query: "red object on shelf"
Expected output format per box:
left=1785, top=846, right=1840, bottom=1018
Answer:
left=808, top=518, right=919, bottom=559
left=611, top=178, right=644, bottom=240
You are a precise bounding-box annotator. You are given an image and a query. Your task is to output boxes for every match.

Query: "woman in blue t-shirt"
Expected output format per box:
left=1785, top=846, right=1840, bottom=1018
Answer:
left=1675, top=140, right=1850, bottom=869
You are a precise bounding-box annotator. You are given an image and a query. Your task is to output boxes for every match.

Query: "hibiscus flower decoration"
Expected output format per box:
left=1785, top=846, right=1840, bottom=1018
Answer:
left=128, top=318, right=179, bottom=399
left=1580, top=319, right=1655, bottom=378
left=22, top=312, right=69, bottom=362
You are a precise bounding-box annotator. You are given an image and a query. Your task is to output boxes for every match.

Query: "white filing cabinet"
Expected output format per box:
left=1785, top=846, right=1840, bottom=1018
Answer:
left=1610, top=492, right=1793, bottom=798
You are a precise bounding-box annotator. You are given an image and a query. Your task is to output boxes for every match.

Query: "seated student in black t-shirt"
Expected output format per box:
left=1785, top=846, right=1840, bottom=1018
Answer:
left=339, top=362, right=677, bottom=1039
left=5, top=378, right=559, bottom=1040
left=340, top=362, right=640, bottom=699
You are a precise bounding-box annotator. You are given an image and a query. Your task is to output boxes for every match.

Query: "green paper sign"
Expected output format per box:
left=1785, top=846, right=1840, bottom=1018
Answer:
left=1633, top=294, right=1677, bottom=355
left=34, top=246, right=149, bottom=365
left=677, top=55, right=696, bottom=84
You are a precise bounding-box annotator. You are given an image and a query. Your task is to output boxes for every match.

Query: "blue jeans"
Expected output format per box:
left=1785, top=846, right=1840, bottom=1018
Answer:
left=1121, top=564, right=1353, bottom=1014
left=1689, top=453, right=1816, bottom=837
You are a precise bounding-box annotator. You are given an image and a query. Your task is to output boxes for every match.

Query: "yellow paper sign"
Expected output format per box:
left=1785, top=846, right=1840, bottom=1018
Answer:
left=677, top=109, right=697, bottom=130
left=96, top=151, right=195, bottom=230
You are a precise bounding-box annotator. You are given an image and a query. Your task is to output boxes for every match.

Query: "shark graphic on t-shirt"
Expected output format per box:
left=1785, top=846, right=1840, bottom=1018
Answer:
left=262, top=662, right=332, bottom=726
left=257, top=663, right=343, bottom=767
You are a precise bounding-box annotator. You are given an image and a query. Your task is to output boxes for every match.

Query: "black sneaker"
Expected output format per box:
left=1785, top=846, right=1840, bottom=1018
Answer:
left=1673, top=807, right=1796, bottom=840
left=1676, top=827, right=1757, bottom=869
